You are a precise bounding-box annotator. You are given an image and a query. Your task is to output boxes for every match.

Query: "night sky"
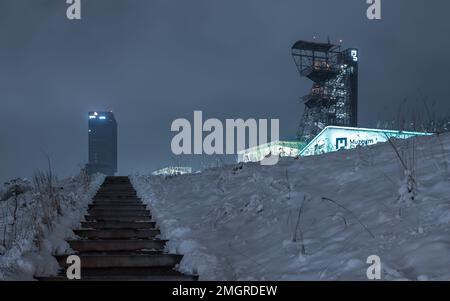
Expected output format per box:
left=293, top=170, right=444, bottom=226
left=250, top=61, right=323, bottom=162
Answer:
left=1, top=0, right=449, bottom=183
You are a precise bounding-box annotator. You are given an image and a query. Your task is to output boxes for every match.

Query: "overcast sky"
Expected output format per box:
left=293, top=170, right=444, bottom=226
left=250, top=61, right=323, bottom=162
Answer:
left=1, top=0, right=449, bottom=183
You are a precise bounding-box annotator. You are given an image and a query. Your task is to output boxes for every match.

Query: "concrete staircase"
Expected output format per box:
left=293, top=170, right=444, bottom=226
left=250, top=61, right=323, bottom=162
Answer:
left=39, top=176, right=196, bottom=281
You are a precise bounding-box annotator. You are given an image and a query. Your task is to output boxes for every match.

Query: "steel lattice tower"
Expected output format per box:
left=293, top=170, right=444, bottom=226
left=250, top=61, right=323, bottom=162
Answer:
left=292, top=40, right=359, bottom=142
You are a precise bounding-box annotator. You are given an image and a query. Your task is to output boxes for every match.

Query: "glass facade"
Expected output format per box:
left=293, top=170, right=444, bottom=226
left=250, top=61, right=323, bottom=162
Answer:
left=300, top=126, right=432, bottom=156
left=238, top=141, right=306, bottom=163
left=152, top=167, right=193, bottom=176
left=86, top=111, right=117, bottom=175
left=237, top=126, right=432, bottom=163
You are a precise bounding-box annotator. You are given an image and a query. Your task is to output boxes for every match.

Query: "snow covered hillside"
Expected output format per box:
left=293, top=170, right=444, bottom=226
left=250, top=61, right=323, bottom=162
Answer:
left=132, top=133, right=450, bottom=280
left=0, top=172, right=105, bottom=280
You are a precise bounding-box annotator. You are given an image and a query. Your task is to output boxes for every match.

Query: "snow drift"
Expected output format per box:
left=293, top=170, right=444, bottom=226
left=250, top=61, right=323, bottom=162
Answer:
left=0, top=172, right=105, bottom=280
left=132, top=133, right=450, bottom=280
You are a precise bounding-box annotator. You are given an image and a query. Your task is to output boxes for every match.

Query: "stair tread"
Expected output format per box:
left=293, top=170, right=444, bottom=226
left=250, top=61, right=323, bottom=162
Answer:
left=37, top=275, right=197, bottom=281
left=85, top=215, right=152, bottom=222
left=40, top=176, right=195, bottom=281
left=81, top=222, right=156, bottom=229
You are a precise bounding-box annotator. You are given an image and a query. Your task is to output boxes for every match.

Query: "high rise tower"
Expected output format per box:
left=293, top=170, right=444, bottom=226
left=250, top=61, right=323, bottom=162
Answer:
left=86, top=111, right=117, bottom=175
left=292, top=40, right=358, bottom=142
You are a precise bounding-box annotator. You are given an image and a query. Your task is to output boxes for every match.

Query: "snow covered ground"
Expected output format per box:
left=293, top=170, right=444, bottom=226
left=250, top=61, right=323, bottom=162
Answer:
left=0, top=173, right=105, bottom=280
left=132, top=133, right=450, bottom=280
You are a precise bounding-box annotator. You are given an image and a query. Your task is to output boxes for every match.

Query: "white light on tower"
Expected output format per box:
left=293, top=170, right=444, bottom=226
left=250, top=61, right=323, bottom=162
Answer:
left=351, top=50, right=358, bottom=62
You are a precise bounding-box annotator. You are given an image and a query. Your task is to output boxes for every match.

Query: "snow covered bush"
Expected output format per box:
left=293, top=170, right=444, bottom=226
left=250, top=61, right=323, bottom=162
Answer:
left=0, top=178, right=34, bottom=249
left=0, top=171, right=105, bottom=280
left=383, top=134, right=418, bottom=207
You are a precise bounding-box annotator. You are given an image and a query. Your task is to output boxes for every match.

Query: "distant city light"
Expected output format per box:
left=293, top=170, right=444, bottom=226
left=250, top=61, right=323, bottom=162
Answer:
left=351, top=50, right=358, bottom=62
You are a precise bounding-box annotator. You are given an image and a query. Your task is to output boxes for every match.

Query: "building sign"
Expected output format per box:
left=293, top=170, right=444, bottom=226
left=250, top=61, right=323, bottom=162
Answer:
left=238, top=141, right=305, bottom=163
left=300, top=126, right=432, bottom=157
left=236, top=127, right=431, bottom=164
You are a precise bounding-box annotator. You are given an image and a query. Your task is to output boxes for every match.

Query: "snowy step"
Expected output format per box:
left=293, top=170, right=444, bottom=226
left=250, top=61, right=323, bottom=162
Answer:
left=88, top=209, right=150, bottom=216
left=105, top=176, right=129, bottom=179
left=37, top=267, right=197, bottom=281
left=92, top=198, right=142, bottom=202
left=37, top=176, right=195, bottom=281
left=97, top=190, right=135, bottom=192
left=74, top=229, right=160, bottom=239
left=55, top=254, right=183, bottom=268
left=88, top=204, right=147, bottom=210
left=95, top=194, right=137, bottom=198
left=93, top=197, right=139, bottom=202
left=78, top=267, right=189, bottom=277
left=98, top=185, right=135, bottom=189
left=95, top=191, right=137, bottom=194
left=99, top=188, right=134, bottom=190
left=91, top=201, right=143, bottom=206
left=85, top=215, right=152, bottom=222
left=81, top=221, right=156, bottom=229
left=100, top=181, right=133, bottom=185
left=89, top=207, right=149, bottom=212
left=37, top=274, right=197, bottom=281
left=87, top=211, right=151, bottom=218
left=102, top=180, right=131, bottom=183
left=86, top=214, right=151, bottom=220
left=94, top=196, right=139, bottom=200
left=68, top=239, right=166, bottom=252
left=97, top=185, right=134, bottom=189
left=93, top=198, right=141, bottom=203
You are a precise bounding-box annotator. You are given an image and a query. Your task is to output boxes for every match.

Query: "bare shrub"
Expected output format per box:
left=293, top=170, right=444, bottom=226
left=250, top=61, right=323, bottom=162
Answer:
left=0, top=163, right=94, bottom=256
left=321, top=197, right=375, bottom=239
left=385, top=135, right=417, bottom=206
left=79, top=166, right=91, bottom=192
left=0, top=178, right=32, bottom=249
left=292, top=195, right=307, bottom=255
left=378, top=96, right=450, bottom=181
left=33, top=169, right=61, bottom=228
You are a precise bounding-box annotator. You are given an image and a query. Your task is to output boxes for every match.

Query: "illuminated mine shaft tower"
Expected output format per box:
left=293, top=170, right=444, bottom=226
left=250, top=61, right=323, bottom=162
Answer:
left=292, top=40, right=358, bottom=142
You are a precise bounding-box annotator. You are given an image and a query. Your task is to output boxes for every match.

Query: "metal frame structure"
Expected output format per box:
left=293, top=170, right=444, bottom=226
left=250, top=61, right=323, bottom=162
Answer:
left=292, top=40, right=358, bottom=142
